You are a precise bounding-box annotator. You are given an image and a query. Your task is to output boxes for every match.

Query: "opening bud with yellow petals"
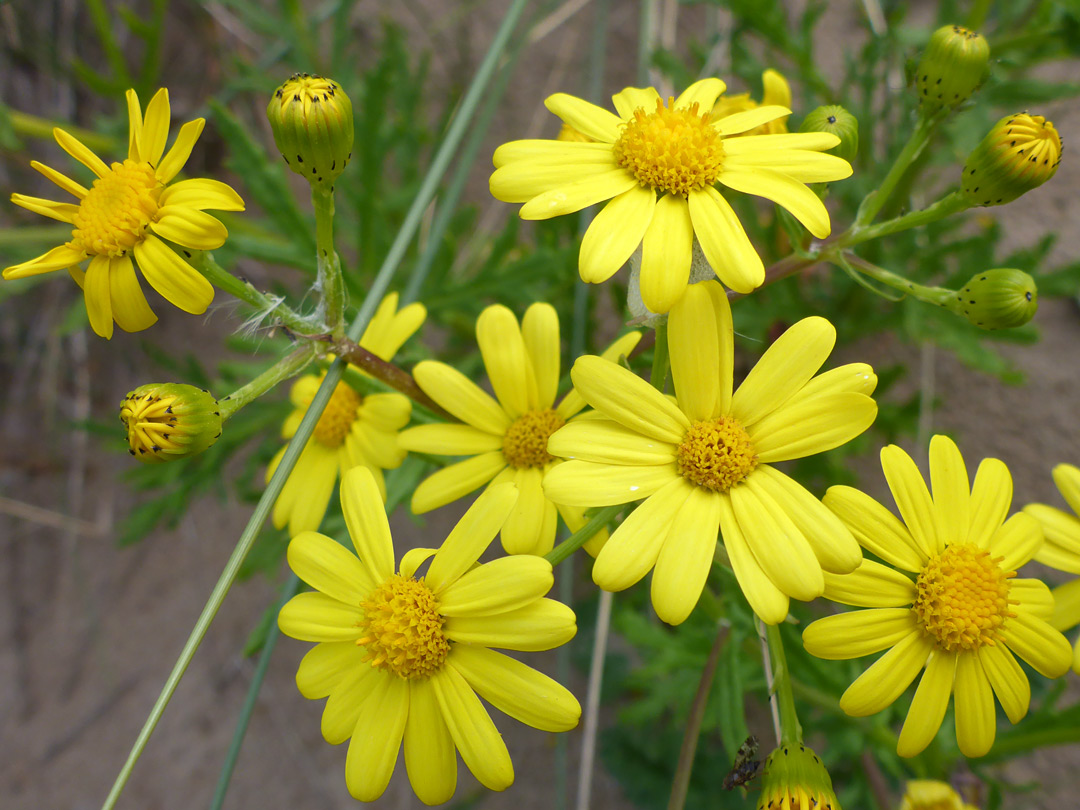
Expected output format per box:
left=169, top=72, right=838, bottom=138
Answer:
left=916, top=25, right=990, bottom=112
left=899, top=780, right=978, bottom=810
left=756, top=743, right=840, bottom=810
left=944, top=268, right=1038, bottom=330
left=799, top=105, right=859, bottom=163
left=267, top=73, right=354, bottom=186
left=961, top=113, right=1061, bottom=206
left=120, top=383, right=222, bottom=463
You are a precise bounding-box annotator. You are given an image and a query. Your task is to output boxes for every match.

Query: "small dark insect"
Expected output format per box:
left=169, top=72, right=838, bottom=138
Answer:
left=722, top=735, right=763, bottom=790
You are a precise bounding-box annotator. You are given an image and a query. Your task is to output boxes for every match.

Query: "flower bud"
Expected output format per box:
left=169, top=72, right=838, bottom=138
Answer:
left=947, top=268, right=1038, bottom=329
left=799, top=105, right=859, bottom=162
left=961, top=113, right=1061, bottom=206
left=916, top=25, right=990, bottom=112
left=267, top=73, right=354, bottom=186
left=120, top=383, right=222, bottom=463
left=756, top=743, right=840, bottom=810
left=900, top=780, right=977, bottom=810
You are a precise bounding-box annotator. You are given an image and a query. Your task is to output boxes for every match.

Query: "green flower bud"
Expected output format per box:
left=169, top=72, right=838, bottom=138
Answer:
left=916, top=25, right=990, bottom=112
left=267, top=73, right=354, bottom=186
left=962, top=113, right=1062, bottom=206
left=947, top=268, right=1038, bottom=329
left=120, top=383, right=222, bottom=463
left=756, top=743, right=840, bottom=810
left=799, top=105, right=859, bottom=162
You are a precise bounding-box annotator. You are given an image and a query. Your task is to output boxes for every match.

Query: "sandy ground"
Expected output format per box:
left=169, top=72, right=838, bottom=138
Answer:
left=2, top=2, right=1079, bottom=809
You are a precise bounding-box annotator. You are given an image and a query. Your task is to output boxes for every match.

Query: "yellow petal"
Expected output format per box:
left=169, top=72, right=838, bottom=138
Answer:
left=557, top=501, right=609, bottom=557
left=413, top=360, right=511, bottom=434
left=443, top=598, right=576, bottom=651
left=541, top=459, right=678, bottom=507
left=544, top=92, right=622, bottom=142
left=1001, top=610, right=1073, bottom=678
left=969, top=457, right=1012, bottom=549
left=427, top=482, right=519, bottom=592
left=439, top=555, right=552, bottom=617
left=321, top=659, right=383, bottom=744
left=702, top=281, right=735, bottom=411
left=713, top=105, right=792, bottom=136
left=53, top=127, right=109, bottom=177
left=783, top=363, right=878, bottom=405
left=477, top=304, right=535, bottom=418
left=720, top=167, right=832, bottom=238
left=132, top=234, right=214, bottom=314
left=341, top=466, right=396, bottom=583
left=492, top=138, right=612, bottom=168
left=139, top=87, right=171, bottom=166
left=651, top=486, right=721, bottom=625
left=157, top=177, right=245, bottom=211
left=287, top=530, right=375, bottom=604
left=722, top=132, right=840, bottom=154
left=638, top=194, right=694, bottom=312
left=522, top=302, right=560, bottom=409
left=556, top=331, right=644, bottom=420
left=580, top=185, right=656, bottom=283
left=490, top=159, right=619, bottom=203
left=724, top=149, right=851, bottom=183
left=399, top=423, right=503, bottom=455
left=411, top=452, right=506, bottom=514
left=547, top=419, right=676, bottom=465
left=432, top=665, right=513, bottom=791
left=30, top=160, right=87, bottom=198
left=897, top=651, right=956, bottom=758
left=750, top=392, right=877, bottom=463
left=674, top=78, right=727, bottom=111
left=152, top=206, right=228, bottom=250
left=451, top=645, right=581, bottom=732
left=978, top=643, right=1029, bottom=724
left=3, top=243, right=86, bottom=279
left=518, top=169, right=637, bottom=220
left=1028, top=504, right=1080, bottom=573
left=730, top=316, right=836, bottom=426
left=822, top=559, right=916, bottom=607
left=108, top=254, right=157, bottom=333
left=125, top=88, right=143, bottom=161
left=569, top=354, right=691, bottom=442
left=83, top=254, right=114, bottom=339
left=1053, top=463, right=1080, bottom=516
left=802, top=608, right=918, bottom=659
left=1050, top=578, right=1080, bottom=631
left=344, top=675, right=409, bottom=801
left=404, top=677, right=457, bottom=805
left=156, top=118, right=206, bottom=183
left=10, top=193, right=79, bottom=223
left=880, top=444, right=939, bottom=558
left=718, top=494, right=789, bottom=624
left=824, top=484, right=926, bottom=572
left=500, top=467, right=550, bottom=556
left=686, top=186, right=764, bottom=293
left=277, top=591, right=362, bottom=642
left=273, top=442, right=338, bottom=535
left=296, top=640, right=365, bottom=699
left=761, top=70, right=791, bottom=107
left=953, top=652, right=996, bottom=758
left=988, top=512, right=1043, bottom=571
left=929, top=434, right=971, bottom=547
left=839, top=632, right=933, bottom=716
left=611, top=86, right=661, bottom=118
left=667, top=276, right=720, bottom=419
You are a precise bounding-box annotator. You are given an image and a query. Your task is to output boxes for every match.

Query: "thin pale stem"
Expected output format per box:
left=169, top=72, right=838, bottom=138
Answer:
left=575, top=589, right=613, bottom=810
left=545, top=504, right=622, bottom=567
left=312, top=184, right=345, bottom=338
left=650, top=320, right=669, bottom=393
left=218, top=345, right=318, bottom=421
left=762, top=621, right=802, bottom=746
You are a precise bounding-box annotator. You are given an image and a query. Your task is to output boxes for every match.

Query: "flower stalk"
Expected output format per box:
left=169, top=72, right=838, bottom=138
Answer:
left=313, top=184, right=346, bottom=337
left=855, top=109, right=946, bottom=226
left=763, top=621, right=802, bottom=746
left=218, top=344, right=319, bottom=421
left=191, top=252, right=315, bottom=335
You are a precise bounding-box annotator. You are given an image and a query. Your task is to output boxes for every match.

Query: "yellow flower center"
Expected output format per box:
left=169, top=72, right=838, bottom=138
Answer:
left=613, top=98, right=725, bottom=197
left=502, top=408, right=566, bottom=469
left=312, top=382, right=362, bottom=448
left=913, top=543, right=1016, bottom=652
left=357, top=574, right=449, bottom=680
left=677, top=417, right=757, bottom=492
left=71, top=159, right=160, bottom=257
left=119, top=390, right=183, bottom=458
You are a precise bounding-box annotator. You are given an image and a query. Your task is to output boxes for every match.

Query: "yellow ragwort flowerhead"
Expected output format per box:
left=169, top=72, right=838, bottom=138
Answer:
left=543, top=280, right=878, bottom=625
left=899, top=780, right=978, bottom=810
left=489, top=79, right=851, bottom=313
left=1023, top=462, right=1080, bottom=673
left=961, top=113, right=1061, bottom=207
left=3, top=88, right=244, bottom=339
left=804, top=436, right=1073, bottom=758
left=709, top=69, right=793, bottom=135
left=278, top=467, right=580, bottom=804
left=756, top=743, right=840, bottom=810
left=268, top=293, right=425, bottom=535
left=120, top=382, right=221, bottom=462
left=400, top=303, right=641, bottom=557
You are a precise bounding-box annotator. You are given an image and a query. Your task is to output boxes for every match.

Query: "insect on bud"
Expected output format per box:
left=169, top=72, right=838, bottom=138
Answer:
left=961, top=113, right=1062, bottom=206
left=755, top=743, right=840, bottom=810
left=916, top=25, right=990, bottom=112
left=267, top=73, right=354, bottom=186
left=947, top=268, right=1038, bottom=330
left=799, top=105, right=859, bottom=163
left=120, top=383, right=222, bottom=463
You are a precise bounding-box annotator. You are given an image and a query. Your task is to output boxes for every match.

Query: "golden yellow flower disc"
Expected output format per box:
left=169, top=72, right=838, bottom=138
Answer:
left=913, top=543, right=1016, bottom=652
left=357, top=574, right=450, bottom=680
left=502, top=408, right=566, bottom=469
left=312, top=382, right=362, bottom=448
left=613, top=99, right=725, bottom=197
left=677, top=417, right=757, bottom=492
left=71, top=159, right=160, bottom=256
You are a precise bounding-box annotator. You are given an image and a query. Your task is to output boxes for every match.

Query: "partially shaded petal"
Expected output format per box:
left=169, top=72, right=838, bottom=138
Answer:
left=722, top=132, right=841, bottom=154
left=132, top=234, right=214, bottom=314
left=151, top=206, right=228, bottom=250
left=432, top=665, right=513, bottom=791
left=287, top=530, right=375, bottom=604
left=953, top=653, right=996, bottom=758
left=989, top=512, right=1043, bottom=571
left=477, top=304, right=534, bottom=418
left=897, top=651, right=956, bottom=758
left=296, top=641, right=365, bottom=699
left=668, top=280, right=719, bottom=420
left=490, top=159, right=619, bottom=204
left=783, top=363, right=878, bottom=403
left=881, top=444, right=939, bottom=557
left=556, top=331, right=644, bottom=420
left=125, top=89, right=144, bottom=161
left=1054, top=464, right=1080, bottom=516
left=3, top=244, right=86, bottom=279
left=1050, top=578, right=1080, bottom=631
left=30, top=160, right=87, bottom=198
left=822, top=559, right=916, bottom=608
left=439, top=555, right=553, bottom=617
left=579, top=185, right=656, bottom=283
left=411, top=453, right=506, bottom=514
left=108, top=254, right=157, bottom=333
left=519, top=170, right=636, bottom=220
left=158, top=177, right=245, bottom=211
left=499, top=467, right=549, bottom=556
left=1001, top=610, right=1073, bottom=678
left=344, top=675, right=408, bottom=802
left=522, top=303, right=560, bottom=409
left=320, top=661, right=383, bottom=744
left=399, top=423, right=503, bottom=455
left=724, top=149, right=852, bottom=183
left=542, top=459, right=678, bottom=507
left=686, top=186, right=764, bottom=293
left=612, top=86, right=662, bottom=118
left=569, top=355, right=691, bottom=441
left=547, top=419, right=677, bottom=465
left=278, top=591, right=362, bottom=642
left=652, top=486, right=721, bottom=624
left=341, top=466, right=396, bottom=583
left=839, top=632, right=934, bottom=716
left=404, top=678, right=457, bottom=806
left=718, top=494, right=789, bottom=624
left=492, top=139, right=611, bottom=168
left=427, top=483, right=519, bottom=592
left=750, top=392, right=877, bottom=463
left=443, top=598, right=576, bottom=651
left=83, top=255, right=114, bottom=339
left=978, top=643, right=1029, bottom=724
left=10, top=193, right=79, bottom=223
left=803, top=608, right=918, bottom=659
left=720, top=167, right=831, bottom=238
left=930, top=435, right=971, bottom=548
left=969, top=457, right=1012, bottom=549
left=713, top=105, right=792, bottom=136
left=156, top=118, right=206, bottom=183
left=824, top=485, right=926, bottom=572
left=674, top=78, right=727, bottom=112
left=544, top=93, right=622, bottom=142
left=53, top=127, right=109, bottom=177
left=1028, top=505, right=1080, bottom=573
left=413, top=361, right=511, bottom=434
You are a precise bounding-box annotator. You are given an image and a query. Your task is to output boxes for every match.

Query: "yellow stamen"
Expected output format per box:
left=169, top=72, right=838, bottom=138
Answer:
left=357, top=574, right=449, bottom=680
left=502, top=408, right=566, bottom=469
left=677, top=417, right=757, bottom=492
left=312, top=383, right=362, bottom=448
left=70, top=159, right=160, bottom=257
left=613, top=98, right=725, bottom=197
left=913, top=543, right=1015, bottom=652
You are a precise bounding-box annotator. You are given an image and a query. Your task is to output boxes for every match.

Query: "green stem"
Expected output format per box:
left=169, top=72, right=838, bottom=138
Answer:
left=763, top=622, right=802, bottom=746
left=209, top=574, right=302, bottom=810
left=312, top=185, right=345, bottom=338
left=545, top=505, right=622, bottom=567
left=840, top=191, right=970, bottom=248
left=331, top=337, right=455, bottom=420
left=841, top=253, right=953, bottom=306
left=855, top=110, right=944, bottom=226
left=191, top=253, right=315, bottom=336
left=667, top=621, right=728, bottom=810
left=218, top=345, right=318, bottom=421
left=650, top=321, right=669, bottom=393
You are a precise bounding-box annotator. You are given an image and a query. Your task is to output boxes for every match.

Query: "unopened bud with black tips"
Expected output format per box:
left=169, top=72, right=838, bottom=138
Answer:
left=755, top=743, right=840, bottom=810
left=799, top=105, right=859, bottom=163
left=916, top=25, right=990, bottom=112
left=945, top=268, right=1039, bottom=330
left=120, top=383, right=222, bottom=463
left=962, top=113, right=1062, bottom=206
left=267, top=73, right=354, bottom=187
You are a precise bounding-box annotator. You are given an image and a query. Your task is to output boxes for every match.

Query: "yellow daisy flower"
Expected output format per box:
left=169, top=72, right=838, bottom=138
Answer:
left=268, top=293, right=425, bottom=535
left=278, top=467, right=580, bottom=804
left=489, top=78, right=851, bottom=313
left=399, top=302, right=641, bottom=556
left=1023, top=462, right=1080, bottom=673
left=709, top=69, right=793, bottom=136
left=899, top=780, right=978, bottom=810
left=2, top=88, right=244, bottom=339
left=803, top=435, right=1072, bottom=758
left=543, top=280, right=877, bottom=625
